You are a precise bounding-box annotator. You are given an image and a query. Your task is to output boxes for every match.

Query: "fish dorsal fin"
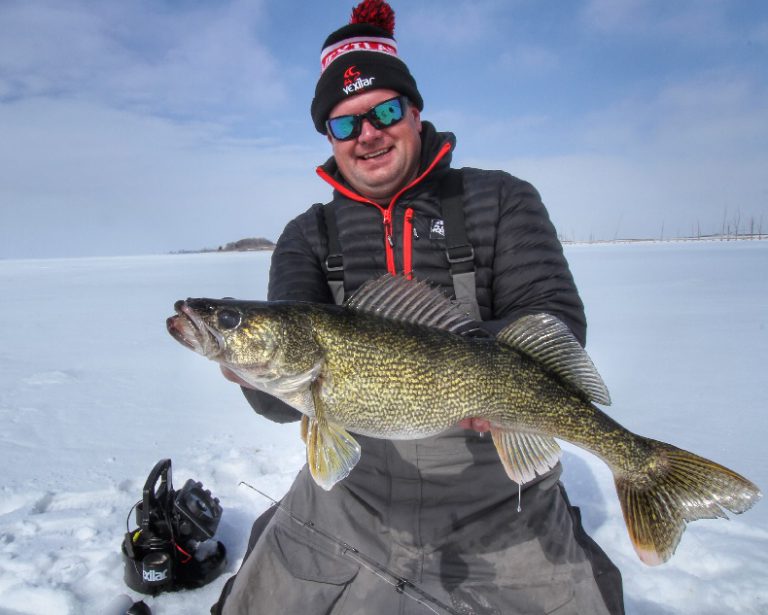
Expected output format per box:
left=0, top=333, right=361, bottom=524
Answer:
left=345, top=274, right=482, bottom=336
left=497, top=314, right=611, bottom=405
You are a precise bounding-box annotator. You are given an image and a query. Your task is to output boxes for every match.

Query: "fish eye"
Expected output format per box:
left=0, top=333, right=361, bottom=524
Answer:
left=216, top=308, right=242, bottom=330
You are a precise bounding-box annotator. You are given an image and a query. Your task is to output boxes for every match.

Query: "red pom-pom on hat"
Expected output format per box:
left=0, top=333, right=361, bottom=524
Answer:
left=350, top=0, right=395, bottom=36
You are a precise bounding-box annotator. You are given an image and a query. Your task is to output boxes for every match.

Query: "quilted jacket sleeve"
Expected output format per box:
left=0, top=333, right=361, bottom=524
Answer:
left=267, top=209, right=335, bottom=304
left=481, top=175, right=586, bottom=345
left=240, top=207, right=333, bottom=423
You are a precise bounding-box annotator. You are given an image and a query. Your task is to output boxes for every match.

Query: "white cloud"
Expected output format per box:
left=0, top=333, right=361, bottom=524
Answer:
left=752, top=20, right=768, bottom=44
left=398, top=0, right=507, bottom=47
left=0, top=98, right=328, bottom=258
left=0, top=0, right=288, bottom=120
left=463, top=151, right=767, bottom=242
left=581, top=0, right=648, bottom=32
left=577, top=70, right=768, bottom=160
left=0, top=2, right=111, bottom=96
left=2, top=0, right=765, bottom=256
left=581, top=0, right=742, bottom=47
left=498, top=44, right=560, bottom=73
left=445, top=66, right=768, bottom=242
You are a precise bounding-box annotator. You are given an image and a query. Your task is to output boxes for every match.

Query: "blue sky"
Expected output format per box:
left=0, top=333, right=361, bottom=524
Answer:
left=1, top=0, right=766, bottom=258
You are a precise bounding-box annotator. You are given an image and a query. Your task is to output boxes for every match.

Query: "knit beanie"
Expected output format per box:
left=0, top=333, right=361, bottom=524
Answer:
left=310, top=0, right=423, bottom=134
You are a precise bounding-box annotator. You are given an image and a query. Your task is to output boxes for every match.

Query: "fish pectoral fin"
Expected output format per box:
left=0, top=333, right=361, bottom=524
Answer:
left=306, top=415, right=361, bottom=491
left=490, top=428, right=562, bottom=485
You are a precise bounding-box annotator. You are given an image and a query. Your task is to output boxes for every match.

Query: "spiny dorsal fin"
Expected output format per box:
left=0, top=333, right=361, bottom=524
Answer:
left=497, top=314, right=611, bottom=405
left=345, top=274, right=483, bottom=336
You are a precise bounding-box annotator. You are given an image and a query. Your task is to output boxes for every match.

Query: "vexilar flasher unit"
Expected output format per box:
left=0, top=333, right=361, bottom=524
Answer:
left=122, top=459, right=226, bottom=594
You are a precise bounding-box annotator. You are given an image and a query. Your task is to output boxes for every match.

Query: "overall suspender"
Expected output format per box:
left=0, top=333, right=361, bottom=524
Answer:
left=321, top=169, right=480, bottom=319
left=322, top=199, right=346, bottom=306
left=437, top=169, right=481, bottom=320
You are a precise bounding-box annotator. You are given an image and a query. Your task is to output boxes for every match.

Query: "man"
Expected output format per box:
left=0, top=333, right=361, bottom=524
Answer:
left=214, top=1, right=624, bottom=613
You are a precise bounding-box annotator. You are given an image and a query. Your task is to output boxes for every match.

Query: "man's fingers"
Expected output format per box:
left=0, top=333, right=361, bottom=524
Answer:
left=458, top=417, right=492, bottom=433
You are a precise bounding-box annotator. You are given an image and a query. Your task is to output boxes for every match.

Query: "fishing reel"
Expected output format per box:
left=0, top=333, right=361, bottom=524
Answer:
left=121, top=459, right=226, bottom=595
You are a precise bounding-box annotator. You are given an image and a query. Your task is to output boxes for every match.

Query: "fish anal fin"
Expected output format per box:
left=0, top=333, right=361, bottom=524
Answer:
left=490, top=428, right=562, bottom=485
left=615, top=440, right=762, bottom=566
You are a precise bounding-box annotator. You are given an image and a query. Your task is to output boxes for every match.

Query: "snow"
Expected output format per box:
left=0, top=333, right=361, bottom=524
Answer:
left=0, top=242, right=766, bottom=614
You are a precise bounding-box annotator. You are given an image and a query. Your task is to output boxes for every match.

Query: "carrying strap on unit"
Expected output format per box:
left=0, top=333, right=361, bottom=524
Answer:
left=320, top=168, right=480, bottom=319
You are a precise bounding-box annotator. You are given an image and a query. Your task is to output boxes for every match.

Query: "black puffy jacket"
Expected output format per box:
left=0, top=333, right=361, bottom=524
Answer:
left=218, top=124, right=626, bottom=615
left=245, top=122, right=585, bottom=422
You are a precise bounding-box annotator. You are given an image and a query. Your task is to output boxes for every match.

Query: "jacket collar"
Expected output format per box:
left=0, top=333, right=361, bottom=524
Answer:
left=316, top=122, right=456, bottom=205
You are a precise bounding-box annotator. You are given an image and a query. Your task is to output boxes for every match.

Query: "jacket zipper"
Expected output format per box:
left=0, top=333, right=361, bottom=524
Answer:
left=316, top=140, right=452, bottom=276
left=383, top=208, right=395, bottom=273
left=403, top=208, right=414, bottom=280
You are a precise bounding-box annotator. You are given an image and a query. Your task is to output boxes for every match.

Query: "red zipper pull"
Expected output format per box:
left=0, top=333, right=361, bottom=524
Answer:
left=383, top=209, right=393, bottom=246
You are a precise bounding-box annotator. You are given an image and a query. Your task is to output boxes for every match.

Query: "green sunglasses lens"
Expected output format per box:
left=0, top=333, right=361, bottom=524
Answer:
left=327, top=115, right=357, bottom=140
left=372, top=98, right=403, bottom=126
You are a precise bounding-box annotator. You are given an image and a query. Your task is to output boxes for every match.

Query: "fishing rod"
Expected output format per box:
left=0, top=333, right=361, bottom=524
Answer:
left=239, top=482, right=468, bottom=615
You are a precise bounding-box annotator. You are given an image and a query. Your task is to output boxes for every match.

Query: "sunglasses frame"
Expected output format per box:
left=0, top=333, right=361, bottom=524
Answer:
left=326, top=96, right=408, bottom=141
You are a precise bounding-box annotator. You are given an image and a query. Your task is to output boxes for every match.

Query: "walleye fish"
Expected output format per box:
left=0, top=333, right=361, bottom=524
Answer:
left=167, top=274, right=761, bottom=565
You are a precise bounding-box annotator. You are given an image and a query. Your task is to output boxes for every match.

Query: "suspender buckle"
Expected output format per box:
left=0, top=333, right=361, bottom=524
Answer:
left=446, top=244, right=474, bottom=264
left=325, top=254, right=344, bottom=272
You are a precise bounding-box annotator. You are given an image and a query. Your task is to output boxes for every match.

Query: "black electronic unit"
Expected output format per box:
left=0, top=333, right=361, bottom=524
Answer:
left=121, top=459, right=226, bottom=594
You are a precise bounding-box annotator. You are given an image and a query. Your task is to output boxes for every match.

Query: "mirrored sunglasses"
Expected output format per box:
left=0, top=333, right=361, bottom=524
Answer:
left=326, top=96, right=407, bottom=141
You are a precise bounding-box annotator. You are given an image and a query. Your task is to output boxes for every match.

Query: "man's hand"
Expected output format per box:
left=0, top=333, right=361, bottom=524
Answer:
left=459, top=417, right=492, bottom=434
left=220, top=366, right=257, bottom=389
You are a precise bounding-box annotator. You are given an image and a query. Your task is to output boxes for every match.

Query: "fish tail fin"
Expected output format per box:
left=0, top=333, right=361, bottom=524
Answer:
left=616, top=439, right=762, bottom=565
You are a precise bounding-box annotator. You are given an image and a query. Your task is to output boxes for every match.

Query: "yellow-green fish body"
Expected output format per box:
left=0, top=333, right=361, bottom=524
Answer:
left=167, top=275, right=761, bottom=566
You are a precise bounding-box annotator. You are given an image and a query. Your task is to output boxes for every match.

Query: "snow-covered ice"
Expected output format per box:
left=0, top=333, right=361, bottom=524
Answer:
left=0, top=242, right=766, bottom=614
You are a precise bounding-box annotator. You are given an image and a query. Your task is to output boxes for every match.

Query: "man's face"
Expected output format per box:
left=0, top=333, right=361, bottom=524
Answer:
left=327, top=88, right=422, bottom=204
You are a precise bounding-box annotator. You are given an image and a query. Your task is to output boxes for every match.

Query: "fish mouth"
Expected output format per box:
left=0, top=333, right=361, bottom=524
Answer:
left=167, top=299, right=225, bottom=358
